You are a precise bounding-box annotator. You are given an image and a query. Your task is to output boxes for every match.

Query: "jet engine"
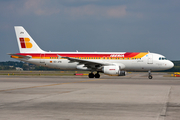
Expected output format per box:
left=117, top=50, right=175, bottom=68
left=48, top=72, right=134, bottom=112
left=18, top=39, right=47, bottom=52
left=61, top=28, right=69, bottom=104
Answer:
left=102, top=66, right=126, bottom=76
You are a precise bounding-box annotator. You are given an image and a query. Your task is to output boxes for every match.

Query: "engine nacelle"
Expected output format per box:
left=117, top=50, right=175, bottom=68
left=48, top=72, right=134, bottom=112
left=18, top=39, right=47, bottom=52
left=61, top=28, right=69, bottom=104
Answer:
left=102, top=66, right=126, bottom=76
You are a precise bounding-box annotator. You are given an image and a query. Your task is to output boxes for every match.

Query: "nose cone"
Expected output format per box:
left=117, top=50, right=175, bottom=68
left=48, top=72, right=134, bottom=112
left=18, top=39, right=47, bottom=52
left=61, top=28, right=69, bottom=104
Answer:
left=167, top=61, right=174, bottom=69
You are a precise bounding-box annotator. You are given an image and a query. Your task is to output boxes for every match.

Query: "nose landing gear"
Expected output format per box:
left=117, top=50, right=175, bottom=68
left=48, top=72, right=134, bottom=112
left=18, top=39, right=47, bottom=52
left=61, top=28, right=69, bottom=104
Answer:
left=148, top=70, right=153, bottom=79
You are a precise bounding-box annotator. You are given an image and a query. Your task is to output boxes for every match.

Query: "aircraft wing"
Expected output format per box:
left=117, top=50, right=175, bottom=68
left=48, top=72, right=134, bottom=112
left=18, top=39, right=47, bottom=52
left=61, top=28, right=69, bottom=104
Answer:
left=61, top=56, right=119, bottom=70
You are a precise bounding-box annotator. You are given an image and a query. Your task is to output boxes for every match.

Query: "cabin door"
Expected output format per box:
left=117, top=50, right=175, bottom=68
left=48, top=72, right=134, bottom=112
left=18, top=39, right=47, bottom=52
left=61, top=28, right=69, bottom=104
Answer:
left=147, top=54, right=153, bottom=64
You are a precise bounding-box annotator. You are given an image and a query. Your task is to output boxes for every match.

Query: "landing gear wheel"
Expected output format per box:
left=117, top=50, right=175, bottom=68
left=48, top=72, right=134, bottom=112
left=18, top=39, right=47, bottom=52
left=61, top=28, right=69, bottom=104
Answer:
left=95, top=73, right=100, bottom=78
left=88, top=73, right=94, bottom=78
left=148, top=75, right=153, bottom=79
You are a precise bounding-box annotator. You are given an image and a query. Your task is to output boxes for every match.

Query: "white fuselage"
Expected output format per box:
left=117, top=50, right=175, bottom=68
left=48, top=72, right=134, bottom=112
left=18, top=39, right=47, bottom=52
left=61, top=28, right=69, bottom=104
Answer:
left=15, top=52, right=174, bottom=72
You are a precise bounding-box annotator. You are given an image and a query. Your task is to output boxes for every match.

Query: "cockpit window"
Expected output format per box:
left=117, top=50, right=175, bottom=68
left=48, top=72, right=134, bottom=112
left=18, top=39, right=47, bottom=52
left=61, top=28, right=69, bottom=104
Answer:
left=159, top=57, right=167, bottom=60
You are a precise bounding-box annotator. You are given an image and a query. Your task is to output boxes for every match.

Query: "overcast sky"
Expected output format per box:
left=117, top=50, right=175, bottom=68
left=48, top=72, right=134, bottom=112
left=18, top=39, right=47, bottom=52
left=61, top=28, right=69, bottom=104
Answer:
left=0, top=0, right=180, bottom=61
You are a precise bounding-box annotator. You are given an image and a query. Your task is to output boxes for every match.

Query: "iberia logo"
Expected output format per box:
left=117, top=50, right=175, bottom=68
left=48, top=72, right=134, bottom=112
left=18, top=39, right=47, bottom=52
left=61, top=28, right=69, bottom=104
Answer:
left=19, top=38, right=33, bottom=48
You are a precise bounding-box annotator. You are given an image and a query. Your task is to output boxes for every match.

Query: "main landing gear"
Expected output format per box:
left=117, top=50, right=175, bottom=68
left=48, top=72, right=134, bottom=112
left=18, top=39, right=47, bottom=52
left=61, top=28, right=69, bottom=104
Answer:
left=148, top=70, right=153, bottom=79
left=88, top=72, right=100, bottom=78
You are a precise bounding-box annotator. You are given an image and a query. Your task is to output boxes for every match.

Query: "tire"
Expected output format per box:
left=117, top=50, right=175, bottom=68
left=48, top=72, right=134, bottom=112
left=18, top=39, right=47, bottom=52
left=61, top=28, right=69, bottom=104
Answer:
left=148, top=75, right=153, bottom=79
left=95, top=73, right=100, bottom=78
left=88, top=73, right=94, bottom=78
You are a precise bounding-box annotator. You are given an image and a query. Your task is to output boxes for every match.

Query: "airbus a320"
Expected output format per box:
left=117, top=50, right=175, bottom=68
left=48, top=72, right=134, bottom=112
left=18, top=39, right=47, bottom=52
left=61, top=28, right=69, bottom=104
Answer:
left=8, top=26, right=174, bottom=79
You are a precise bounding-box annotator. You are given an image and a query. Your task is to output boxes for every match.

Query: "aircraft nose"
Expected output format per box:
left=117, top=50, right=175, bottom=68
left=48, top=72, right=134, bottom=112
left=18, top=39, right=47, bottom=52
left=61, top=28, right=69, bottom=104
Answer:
left=167, top=61, right=174, bottom=69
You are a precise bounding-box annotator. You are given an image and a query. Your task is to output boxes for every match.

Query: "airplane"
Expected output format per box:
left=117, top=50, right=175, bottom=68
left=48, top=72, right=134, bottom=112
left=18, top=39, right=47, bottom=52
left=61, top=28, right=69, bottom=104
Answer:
left=8, top=26, right=174, bottom=79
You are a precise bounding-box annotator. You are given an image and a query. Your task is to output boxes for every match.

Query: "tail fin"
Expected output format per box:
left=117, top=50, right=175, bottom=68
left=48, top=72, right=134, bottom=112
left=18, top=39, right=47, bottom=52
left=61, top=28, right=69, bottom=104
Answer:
left=14, top=26, right=45, bottom=53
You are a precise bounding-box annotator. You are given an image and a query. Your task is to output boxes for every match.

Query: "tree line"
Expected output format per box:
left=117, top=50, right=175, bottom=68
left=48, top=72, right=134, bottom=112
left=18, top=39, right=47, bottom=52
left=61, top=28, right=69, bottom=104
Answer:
left=0, top=61, right=57, bottom=71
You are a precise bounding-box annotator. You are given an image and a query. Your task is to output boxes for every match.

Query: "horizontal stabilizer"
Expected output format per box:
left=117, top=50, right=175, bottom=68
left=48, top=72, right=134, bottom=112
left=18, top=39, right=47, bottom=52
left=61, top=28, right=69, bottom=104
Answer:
left=7, top=53, right=32, bottom=59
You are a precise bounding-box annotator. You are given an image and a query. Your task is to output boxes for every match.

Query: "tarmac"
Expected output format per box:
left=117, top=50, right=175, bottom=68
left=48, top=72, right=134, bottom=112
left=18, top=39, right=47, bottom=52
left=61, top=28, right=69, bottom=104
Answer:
left=0, top=72, right=180, bottom=120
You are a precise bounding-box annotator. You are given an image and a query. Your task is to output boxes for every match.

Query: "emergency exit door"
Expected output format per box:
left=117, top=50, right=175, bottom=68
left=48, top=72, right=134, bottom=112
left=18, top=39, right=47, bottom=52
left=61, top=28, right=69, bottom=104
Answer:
left=40, top=54, right=45, bottom=63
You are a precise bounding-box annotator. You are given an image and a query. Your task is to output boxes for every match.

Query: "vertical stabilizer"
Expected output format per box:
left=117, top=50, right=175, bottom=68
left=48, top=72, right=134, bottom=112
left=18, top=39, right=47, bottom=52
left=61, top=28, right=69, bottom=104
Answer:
left=14, top=26, right=45, bottom=53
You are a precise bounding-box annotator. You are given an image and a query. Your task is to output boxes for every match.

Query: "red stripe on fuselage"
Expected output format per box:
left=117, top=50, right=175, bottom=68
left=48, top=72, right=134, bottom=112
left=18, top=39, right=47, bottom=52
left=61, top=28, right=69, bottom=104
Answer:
left=15, top=52, right=141, bottom=58
left=124, top=52, right=139, bottom=58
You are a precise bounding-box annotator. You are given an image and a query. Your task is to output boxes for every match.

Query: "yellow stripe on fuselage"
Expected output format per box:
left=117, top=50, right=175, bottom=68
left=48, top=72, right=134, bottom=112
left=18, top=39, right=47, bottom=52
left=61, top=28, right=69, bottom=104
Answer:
left=134, top=52, right=148, bottom=58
